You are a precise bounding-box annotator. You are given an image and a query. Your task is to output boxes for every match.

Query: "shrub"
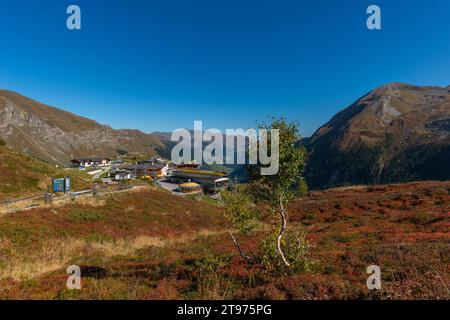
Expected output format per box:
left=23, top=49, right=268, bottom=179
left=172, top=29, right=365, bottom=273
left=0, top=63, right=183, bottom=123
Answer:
left=297, top=178, right=309, bottom=196
left=329, top=233, right=358, bottom=243
left=222, top=190, right=259, bottom=235
left=260, top=224, right=311, bottom=275
left=183, top=252, right=232, bottom=299
left=405, top=212, right=444, bottom=225
left=66, top=210, right=107, bottom=223
left=116, top=149, right=128, bottom=156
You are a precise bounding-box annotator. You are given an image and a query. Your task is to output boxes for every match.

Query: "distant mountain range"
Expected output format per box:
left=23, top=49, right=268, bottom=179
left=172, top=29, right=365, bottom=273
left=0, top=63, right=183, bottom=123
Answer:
left=0, top=90, right=165, bottom=164
left=1, top=83, right=449, bottom=189
left=305, top=83, right=450, bottom=189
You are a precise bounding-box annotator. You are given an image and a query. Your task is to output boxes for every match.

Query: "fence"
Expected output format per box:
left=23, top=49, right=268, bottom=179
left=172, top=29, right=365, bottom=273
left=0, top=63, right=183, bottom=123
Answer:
left=0, top=182, right=148, bottom=214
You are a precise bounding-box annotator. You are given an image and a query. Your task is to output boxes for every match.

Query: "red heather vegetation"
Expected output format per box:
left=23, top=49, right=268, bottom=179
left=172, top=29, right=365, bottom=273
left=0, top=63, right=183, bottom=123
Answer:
left=0, top=181, right=448, bottom=299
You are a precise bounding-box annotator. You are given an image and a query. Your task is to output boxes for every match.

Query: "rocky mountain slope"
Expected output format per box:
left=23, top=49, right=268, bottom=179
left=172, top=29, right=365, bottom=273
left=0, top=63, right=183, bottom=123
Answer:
left=0, top=90, right=164, bottom=165
left=305, top=83, right=450, bottom=189
left=2, top=83, right=450, bottom=189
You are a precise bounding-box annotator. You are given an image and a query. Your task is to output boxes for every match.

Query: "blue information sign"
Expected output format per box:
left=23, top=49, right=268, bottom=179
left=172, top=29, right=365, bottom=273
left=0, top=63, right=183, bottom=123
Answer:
left=52, top=177, right=70, bottom=193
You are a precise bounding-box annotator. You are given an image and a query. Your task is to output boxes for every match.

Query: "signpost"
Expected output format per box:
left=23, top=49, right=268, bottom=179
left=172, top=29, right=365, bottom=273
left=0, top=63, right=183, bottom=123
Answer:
left=52, top=176, right=71, bottom=194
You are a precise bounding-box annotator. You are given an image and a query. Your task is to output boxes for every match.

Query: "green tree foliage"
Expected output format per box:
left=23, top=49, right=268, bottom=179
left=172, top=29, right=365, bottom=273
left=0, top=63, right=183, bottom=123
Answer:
left=296, top=177, right=309, bottom=197
left=222, top=118, right=310, bottom=272
left=247, top=118, right=307, bottom=206
left=116, top=149, right=128, bottom=156
left=222, top=190, right=259, bottom=235
left=260, top=224, right=311, bottom=274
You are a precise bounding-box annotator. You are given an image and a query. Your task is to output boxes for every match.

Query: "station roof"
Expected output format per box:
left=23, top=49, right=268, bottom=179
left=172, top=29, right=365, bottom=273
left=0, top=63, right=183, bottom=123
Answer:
left=124, top=163, right=166, bottom=170
left=180, top=182, right=201, bottom=188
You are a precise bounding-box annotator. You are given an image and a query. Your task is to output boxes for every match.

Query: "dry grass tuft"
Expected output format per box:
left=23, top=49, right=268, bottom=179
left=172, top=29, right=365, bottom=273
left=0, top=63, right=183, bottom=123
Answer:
left=0, top=229, right=222, bottom=281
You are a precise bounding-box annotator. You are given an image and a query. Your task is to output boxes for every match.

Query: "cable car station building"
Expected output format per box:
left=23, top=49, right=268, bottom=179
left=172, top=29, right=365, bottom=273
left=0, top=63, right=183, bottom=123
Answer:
left=166, top=169, right=229, bottom=193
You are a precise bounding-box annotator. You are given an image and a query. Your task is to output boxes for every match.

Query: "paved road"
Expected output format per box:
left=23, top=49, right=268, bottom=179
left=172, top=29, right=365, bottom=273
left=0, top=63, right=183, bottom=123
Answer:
left=93, top=167, right=112, bottom=179
left=158, top=180, right=179, bottom=193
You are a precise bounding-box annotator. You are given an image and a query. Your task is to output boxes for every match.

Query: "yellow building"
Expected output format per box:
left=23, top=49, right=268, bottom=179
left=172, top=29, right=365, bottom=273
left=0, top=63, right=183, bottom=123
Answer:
left=179, top=182, right=202, bottom=194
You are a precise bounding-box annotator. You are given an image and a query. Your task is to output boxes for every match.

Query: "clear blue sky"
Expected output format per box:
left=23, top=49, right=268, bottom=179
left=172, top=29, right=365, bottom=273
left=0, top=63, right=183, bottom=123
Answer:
left=0, top=0, right=449, bottom=136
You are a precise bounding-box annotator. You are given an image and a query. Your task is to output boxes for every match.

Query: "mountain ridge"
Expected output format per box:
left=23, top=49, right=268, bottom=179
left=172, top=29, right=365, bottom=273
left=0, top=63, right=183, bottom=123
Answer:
left=2, top=83, right=450, bottom=189
left=305, top=82, right=450, bottom=189
left=0, top=90, right=164, bottom=165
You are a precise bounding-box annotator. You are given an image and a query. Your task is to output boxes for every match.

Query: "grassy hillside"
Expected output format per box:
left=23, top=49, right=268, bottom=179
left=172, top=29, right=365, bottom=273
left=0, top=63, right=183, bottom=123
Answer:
left=0, top=145, right=91, bottom=200
left=0, top=182, right=448, bottom=299
left=0, top=189, right=225, bottom=286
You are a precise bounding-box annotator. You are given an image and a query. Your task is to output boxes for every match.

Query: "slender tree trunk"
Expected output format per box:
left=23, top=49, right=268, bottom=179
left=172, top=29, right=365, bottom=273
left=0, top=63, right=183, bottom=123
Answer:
left=228, top=230, right=252, bottom=262
left=277, top=198, right=291, bottom=267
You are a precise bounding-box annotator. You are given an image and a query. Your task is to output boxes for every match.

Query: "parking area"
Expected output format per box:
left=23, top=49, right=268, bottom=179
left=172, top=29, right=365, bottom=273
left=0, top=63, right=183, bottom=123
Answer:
left=157, top=180, right=179, bottom=193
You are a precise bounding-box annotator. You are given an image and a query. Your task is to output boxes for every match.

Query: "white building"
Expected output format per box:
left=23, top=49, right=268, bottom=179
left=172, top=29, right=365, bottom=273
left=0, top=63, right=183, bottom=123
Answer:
left=71, top=157, right=112, bottom=169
